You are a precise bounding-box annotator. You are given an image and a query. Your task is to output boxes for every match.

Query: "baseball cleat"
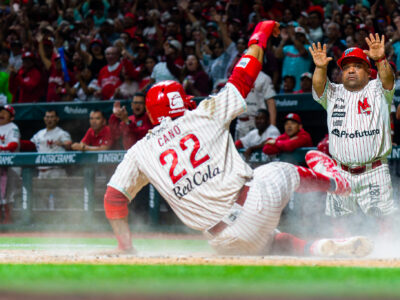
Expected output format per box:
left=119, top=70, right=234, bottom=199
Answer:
left=305, top=150, right=350, bottom=196
left=310, top=236, right=373, bottom=258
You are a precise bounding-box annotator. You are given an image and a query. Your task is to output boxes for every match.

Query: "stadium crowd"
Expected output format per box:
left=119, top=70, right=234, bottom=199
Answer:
left=0, top=0, right=397, bottom=105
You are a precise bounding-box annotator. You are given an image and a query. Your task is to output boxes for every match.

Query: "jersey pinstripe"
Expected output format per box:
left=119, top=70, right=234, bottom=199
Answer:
left=312, top=78, right=394, bottom=166
left=108, top=83, right=254, bottom=231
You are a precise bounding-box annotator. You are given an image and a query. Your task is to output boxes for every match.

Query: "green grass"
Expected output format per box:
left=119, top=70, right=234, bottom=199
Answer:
left=1, top=236, right=400, bottom=297
left=1, top=264, right=400, bottom=297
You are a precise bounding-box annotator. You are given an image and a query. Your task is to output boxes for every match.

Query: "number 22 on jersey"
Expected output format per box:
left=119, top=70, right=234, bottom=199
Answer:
left=159, top=134, right=210, bottom=184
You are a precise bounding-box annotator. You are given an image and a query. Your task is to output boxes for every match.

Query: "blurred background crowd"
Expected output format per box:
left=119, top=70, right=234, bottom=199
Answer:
left=0, top=0, right=398, bottom=105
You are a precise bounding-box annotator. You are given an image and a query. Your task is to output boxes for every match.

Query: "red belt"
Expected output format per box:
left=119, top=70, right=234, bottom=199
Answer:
left=207, top=185, right=249, bottom=236
left=238, top=117, right=250, bottom=121
left=340, top=160, right=382, bottom=175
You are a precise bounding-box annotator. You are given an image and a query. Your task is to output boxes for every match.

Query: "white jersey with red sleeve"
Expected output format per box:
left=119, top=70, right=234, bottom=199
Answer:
left=108, top=83, right=253, bottom=231
left=312, top=77, right=393, bottom=166
left=0, top=122, right=20, bottom=152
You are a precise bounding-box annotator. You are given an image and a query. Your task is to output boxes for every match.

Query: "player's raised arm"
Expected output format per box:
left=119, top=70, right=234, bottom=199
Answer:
left=309, top=43, right=332, bottom=98
left=227, top=21, right=280, bottom=99
left=364, top=33, right=394, bottom=90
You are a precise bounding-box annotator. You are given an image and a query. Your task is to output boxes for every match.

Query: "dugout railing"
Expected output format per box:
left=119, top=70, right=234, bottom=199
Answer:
left=0, top=147, right=400, bottom=232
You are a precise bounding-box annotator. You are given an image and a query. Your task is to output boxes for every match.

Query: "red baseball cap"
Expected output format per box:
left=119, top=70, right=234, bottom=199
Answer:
left=285, top=113, right=302, bottom=124
left=22, top=51, right=35, bottom=59
left=337, top=47, right=371, bottom=70
left=0, top=105, right=15, bottom=117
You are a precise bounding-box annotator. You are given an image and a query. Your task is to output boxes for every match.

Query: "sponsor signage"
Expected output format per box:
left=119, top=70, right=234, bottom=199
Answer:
left=331, top=129, right=380, bottom=138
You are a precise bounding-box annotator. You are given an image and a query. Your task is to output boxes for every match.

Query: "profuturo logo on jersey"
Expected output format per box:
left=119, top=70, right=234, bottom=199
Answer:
left=167, top=92, right=184, bottom=109
left=358, top=97, right=371, bottom=115
left=331, top=128, right=380, bottom=138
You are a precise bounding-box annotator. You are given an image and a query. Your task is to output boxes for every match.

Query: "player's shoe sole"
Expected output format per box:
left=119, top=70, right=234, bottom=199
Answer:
left=313, top=236, right=373, bottom=257
left=305, top=150, right=351, bottom=196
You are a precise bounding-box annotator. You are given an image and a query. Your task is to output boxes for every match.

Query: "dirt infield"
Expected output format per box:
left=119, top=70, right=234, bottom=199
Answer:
left=1, top=232, right=400, bottom=267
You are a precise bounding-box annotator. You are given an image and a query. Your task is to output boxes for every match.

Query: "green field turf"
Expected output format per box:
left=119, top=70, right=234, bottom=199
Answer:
left=1, top=236, right=400, bottom=298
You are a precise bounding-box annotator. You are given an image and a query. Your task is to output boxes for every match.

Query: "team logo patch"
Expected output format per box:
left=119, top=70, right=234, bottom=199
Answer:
left=137, top=120, right=143, bottom=127
left=357, top=97, right=371, bottom=115
left=167, top=92, right=184, bottom=109
left=332, top=112, right=346, bottom=118
left=344, top=48, right=355, bottom=56
left=47, top=140, right=54, bottom=147
left=237, top=57, right=250, bottom=68
left=331, top=129, right=340, bottom=137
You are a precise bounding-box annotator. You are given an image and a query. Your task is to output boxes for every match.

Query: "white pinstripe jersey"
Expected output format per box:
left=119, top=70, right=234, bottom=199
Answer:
left=108, top=83, right=253, bottom=231
left=312, top=78, right=394, bottom=166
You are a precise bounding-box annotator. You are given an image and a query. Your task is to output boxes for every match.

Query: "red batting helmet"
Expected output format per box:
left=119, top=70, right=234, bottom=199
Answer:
left=337, top=47, right=371, bottom=70
left=146, top=80, right=196, bottom=125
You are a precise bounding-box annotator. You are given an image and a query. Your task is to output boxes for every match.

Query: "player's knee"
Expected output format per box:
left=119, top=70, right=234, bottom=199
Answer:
left=104, top=186, right=129, bottom=219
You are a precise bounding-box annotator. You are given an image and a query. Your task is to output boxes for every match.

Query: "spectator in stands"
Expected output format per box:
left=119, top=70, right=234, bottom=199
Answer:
left=109, top=92, right=153, bottom=150
left=9, top=51, right=44, bottom=103
left=69, top=67, right=100, bottom=101
left=8, top=40, right=23, bottom=71
left=85, top=39, right=107, bottom=79
left=96, top=46, right=137, bottom=100
left=236, top=71, right=277, bottom=139
left=181, top=54, right=211, bottom=97
left=200, top=12, right=237, bottom=88
left=0, top=105, right=20, bottom=224
left=46, top=54, right=76, bottom=102
left=113, top=65, right=139, bottom=99
left=150, top=39, right=183, bottom=84
left=280, top=75, right=296, bottom=94
left=139, top=56, right=157, bottom=92
left=71, top=110, right=112, bottom=151
left=30, top=110, right=72, bottom=179
left=294, top=72, right=312, bottom=93
left=235, top=109, right=280, bottom=161
left=0, top=48, right=11, bottom=104
left=306, top=6, right=324, bottom=44
left=275, top=26, right=312, bottom=91
left=263, top=113, right=312, bottom=155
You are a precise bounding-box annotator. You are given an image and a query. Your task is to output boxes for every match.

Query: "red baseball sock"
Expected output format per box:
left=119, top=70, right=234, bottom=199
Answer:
left=271, top=232, right=307, bottom=255
left=295, top=166, right=333, bottom=193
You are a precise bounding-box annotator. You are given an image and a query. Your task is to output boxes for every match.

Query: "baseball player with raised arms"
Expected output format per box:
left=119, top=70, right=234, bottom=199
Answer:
left=308, top=34, right=396, bottom=235
left=103, top=21, right=372, bottom=256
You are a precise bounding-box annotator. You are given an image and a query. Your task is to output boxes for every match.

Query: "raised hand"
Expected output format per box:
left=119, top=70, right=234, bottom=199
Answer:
left=309, top=42, right=332, bottom=68
left=364, top=33, right=385, bottom=61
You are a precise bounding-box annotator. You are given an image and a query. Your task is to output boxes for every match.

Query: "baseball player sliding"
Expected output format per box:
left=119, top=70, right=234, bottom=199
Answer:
left=308, top=34, right=396, bottom=236
left=103, top=21, right=373, bottom=256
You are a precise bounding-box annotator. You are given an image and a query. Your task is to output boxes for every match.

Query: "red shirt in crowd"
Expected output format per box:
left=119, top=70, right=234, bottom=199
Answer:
left=97, top=59, right=138, bottom=100
left=81, top=125, right=113, bottom=147
left=109, top=113, right=153, bottom=150
left=263, top=128, right=312, bottom=155
left=46, top=66, right=75, bottom=102
left=9, top=67, right=44, bottom=103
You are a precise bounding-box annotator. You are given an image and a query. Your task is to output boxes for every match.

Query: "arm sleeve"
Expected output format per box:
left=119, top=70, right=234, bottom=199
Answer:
left=81, top=129, right=91, bottom=144
left=312, top=79, right=333, bottom=110
left=262, top=142, right=280, bottom=155
left=275, top=131, right=312, bottom=152
left=109, top=114, right=123, bottom=140
left=376, top=76, right=395, bottom=105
